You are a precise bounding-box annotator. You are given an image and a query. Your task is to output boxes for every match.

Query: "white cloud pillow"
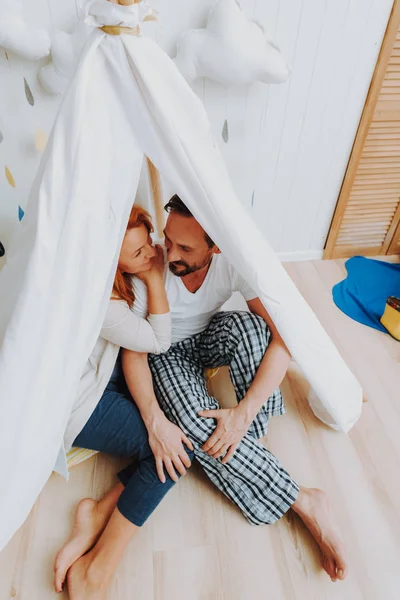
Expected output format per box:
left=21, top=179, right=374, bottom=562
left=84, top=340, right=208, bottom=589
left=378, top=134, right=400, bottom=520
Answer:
left=0, top=0, right=50, bottom=61
left=173, top=0, right=289, bottom=86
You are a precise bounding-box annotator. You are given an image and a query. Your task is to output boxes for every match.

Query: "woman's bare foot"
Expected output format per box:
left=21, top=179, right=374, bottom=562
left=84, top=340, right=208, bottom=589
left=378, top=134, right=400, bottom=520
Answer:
left=66, top=552, right=110, bottom=600
left=291, top=487, right=348, bottom=582
left=54, top=499, right=107, bottom=593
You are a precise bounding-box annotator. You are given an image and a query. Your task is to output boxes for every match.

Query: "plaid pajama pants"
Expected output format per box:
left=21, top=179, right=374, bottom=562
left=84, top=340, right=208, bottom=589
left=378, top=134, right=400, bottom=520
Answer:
left=149, top=311, right=300, bottom=525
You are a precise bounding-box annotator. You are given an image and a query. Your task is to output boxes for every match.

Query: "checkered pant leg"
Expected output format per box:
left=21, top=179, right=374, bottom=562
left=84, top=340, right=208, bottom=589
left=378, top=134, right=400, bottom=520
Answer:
left=198, top=311, right=285, bottom=438
left=149, top=311, right=299, bottom=525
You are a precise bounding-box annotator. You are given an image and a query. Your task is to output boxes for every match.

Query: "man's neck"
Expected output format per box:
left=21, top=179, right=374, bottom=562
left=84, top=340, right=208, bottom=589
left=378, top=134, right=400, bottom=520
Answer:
left=181, top=261, right=212, bottom=294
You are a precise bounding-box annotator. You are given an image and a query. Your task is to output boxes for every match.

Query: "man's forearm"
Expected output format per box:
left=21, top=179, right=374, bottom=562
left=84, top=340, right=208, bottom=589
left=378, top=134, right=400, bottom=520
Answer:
left=237, top=340, right=291, bottom=424
left=121, top=350, right=164, bottom=427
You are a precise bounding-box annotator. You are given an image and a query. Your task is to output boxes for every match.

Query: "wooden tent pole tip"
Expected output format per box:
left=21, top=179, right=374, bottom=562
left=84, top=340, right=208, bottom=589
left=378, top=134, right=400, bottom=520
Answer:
left=118, top=0, right=140, bottom=5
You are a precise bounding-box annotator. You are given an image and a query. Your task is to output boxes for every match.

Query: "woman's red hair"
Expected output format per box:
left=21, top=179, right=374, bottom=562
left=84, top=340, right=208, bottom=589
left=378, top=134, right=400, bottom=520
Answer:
left=112, top=205, right=154, bottom=308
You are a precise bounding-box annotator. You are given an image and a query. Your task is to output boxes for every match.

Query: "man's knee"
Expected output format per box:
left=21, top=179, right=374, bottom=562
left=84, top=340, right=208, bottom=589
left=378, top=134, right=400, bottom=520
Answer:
left=223, top=311, right=270, bottom=342
left=165, top=403, right=216, bottom=447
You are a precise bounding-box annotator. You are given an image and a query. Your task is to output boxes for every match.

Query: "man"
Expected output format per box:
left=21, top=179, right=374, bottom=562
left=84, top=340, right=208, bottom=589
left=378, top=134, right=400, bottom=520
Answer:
left=124, top=195, right=347, bottom=582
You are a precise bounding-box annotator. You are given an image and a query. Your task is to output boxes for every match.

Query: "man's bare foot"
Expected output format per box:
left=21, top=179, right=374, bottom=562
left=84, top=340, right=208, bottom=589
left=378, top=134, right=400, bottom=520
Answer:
left=66, top=552, right=110, bottom=600
left=291, top=487, right=348, bottom=582
left=54, top=498, right=107, bottom=593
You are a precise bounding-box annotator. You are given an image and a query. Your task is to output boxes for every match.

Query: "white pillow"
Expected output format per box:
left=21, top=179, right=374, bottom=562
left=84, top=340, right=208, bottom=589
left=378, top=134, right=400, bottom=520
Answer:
left=173, top=0, right=289, bottom=86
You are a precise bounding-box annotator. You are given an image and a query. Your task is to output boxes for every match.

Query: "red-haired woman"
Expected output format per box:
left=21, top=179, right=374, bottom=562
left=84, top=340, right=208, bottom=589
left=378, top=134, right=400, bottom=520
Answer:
left=55, top=205, right=193, bottom=598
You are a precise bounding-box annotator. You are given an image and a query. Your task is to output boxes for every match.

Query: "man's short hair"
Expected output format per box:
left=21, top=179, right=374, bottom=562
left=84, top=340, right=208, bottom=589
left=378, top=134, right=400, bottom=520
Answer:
left=164, top=194, right=215, bottom=248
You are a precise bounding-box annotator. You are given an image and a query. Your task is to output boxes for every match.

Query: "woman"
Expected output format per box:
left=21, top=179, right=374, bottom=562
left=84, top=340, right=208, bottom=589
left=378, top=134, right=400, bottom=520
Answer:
left=54, top=205, right=194, bottom=598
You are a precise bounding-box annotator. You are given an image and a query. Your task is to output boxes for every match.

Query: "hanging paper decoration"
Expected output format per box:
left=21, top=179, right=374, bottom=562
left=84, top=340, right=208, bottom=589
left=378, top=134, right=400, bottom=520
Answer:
left=5, top=166, right=16, bottom=187
left=18, top=205, right=24, bottom=221
left=0, top=241, right=4, bottom=257
left=24, top=78, right=34, bottom=106
left=35, top=128, right=47, bottom=152
left=222, top=119, right=229, bottom=143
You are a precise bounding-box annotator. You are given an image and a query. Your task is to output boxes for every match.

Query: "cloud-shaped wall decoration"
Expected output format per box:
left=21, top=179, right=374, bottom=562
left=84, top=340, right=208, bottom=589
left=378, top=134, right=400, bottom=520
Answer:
left=0, top=0, right=91, bottom=96
left=38, top=23, right=90, bottom=96
left=173, top=0, right=289, bottom=86
left=0, top=0, right=50, bottom=61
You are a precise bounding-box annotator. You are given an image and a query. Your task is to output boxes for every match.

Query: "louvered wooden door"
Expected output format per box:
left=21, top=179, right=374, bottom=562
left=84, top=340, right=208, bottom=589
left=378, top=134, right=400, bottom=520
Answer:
left=325, top=1, right=400, bottom=259
left=388, top=219, right=400, bottom=253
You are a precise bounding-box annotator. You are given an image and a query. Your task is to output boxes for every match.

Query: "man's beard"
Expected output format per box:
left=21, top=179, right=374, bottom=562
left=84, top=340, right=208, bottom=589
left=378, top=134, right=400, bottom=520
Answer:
left=169, top=253, right=213, bottom=277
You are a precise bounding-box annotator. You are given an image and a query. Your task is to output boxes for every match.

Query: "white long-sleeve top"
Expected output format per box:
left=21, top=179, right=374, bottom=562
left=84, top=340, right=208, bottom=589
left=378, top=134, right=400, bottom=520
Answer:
left=100, top=300, right=171, bottom=353
left=63, top=298, right=171, bottom=454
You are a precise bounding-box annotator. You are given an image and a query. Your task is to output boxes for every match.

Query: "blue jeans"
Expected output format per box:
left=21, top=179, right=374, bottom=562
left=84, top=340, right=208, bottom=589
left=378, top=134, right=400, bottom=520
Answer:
left=73, top=361, right=193, bottom=526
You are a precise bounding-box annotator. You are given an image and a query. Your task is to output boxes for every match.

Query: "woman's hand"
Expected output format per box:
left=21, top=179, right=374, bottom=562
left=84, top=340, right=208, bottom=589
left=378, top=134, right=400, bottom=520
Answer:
left=147, top=414, right=194, bottom=483
left=136, top=244, right=165, bottom=284
left=198, top=406, right=251, bottom=464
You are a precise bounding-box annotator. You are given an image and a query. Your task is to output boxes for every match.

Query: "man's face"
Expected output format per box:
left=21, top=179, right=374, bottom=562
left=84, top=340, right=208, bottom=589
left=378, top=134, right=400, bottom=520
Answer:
left=164, top=212, right=217, bottom=277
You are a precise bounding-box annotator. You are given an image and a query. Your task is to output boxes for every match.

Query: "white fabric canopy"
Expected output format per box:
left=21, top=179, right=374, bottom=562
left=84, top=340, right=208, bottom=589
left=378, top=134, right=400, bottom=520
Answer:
left=0, top=0, right=362, bottom=551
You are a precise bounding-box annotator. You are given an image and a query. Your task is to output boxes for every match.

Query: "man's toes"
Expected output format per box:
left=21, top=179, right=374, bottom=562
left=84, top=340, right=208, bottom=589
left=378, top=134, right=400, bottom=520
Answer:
left=333, top=543, right=347, bottom=580
left=337, top=562, right=347, bottom=581
left=54, top=573, right=61, bottom=593
left=323, top=556, right=336, bottom=581
left=322, top=557, right=329, bottom=576
left=54, top=553, right=60, bottom=572
left=54, top=567, right=66, bottom=593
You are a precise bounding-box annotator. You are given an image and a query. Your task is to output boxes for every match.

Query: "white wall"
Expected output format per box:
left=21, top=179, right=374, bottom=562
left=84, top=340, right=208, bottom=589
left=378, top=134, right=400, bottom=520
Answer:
left=0, top=0, right=394, bottom=268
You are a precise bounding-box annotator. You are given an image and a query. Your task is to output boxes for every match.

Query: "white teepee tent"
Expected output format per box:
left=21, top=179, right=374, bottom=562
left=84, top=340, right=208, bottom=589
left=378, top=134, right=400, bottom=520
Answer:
left=0, top=0, right=362, bottom=552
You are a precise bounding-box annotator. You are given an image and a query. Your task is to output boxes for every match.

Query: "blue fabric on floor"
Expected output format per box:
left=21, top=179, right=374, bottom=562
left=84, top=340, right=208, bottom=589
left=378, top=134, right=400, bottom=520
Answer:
left=333, top=256, right=400, bottom=334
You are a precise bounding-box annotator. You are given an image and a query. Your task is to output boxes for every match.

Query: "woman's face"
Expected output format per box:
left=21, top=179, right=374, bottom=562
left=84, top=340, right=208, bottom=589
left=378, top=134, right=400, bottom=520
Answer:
left=118, top=224, right=156, bottom=275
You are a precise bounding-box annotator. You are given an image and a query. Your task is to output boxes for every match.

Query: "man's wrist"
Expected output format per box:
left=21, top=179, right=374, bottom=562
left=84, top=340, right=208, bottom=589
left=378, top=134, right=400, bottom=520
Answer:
left=236, top=398, right=256, bottom=427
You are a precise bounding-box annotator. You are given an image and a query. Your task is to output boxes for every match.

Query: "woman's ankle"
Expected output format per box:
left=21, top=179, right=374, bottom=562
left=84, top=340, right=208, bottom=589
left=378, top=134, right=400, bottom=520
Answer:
left=96, top=483, right=124, bottom=520
left=84, top=552, right=114, bottom=589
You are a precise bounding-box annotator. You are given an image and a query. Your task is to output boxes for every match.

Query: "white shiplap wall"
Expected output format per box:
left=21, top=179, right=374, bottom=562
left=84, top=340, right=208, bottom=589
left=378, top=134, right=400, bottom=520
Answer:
left=0, top=0, right=394, bottom=268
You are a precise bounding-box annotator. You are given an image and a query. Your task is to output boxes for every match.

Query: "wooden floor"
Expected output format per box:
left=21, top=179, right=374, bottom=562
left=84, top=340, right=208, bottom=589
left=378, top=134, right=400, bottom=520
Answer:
left=1, top=258, right=400, bottom=600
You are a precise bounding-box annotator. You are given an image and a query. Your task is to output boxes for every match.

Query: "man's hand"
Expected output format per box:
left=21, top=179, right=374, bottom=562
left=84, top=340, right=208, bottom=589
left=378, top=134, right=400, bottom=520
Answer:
left=147, top=414, right=194, bottom=483
left=198, top=406, right=251, bottom=464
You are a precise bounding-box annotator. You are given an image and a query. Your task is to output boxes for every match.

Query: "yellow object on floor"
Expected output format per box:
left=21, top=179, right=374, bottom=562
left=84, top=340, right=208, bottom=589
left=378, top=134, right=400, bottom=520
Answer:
left=204, top=367, right=220, bottom=380
left=380, top=297, right=400, bottom=341
left=66, top=447, right=98, bottom=469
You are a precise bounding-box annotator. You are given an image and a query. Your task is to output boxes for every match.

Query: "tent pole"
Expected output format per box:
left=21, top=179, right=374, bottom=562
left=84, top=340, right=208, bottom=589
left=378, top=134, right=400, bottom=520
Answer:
left=146, top=158, right=165, bottom=239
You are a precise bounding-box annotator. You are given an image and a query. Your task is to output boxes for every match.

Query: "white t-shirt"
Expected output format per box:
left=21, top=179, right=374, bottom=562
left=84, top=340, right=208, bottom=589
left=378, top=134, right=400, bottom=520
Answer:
left=132, top=253, right=257, bottom=343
